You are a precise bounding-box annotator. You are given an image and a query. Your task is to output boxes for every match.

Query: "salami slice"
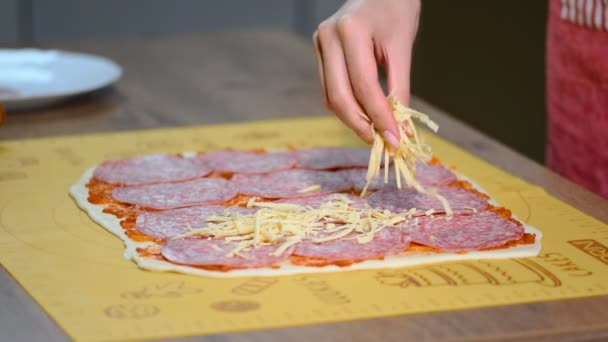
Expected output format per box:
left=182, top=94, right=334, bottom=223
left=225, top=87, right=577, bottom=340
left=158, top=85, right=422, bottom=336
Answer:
left=232, top=169, right=352, bottom=198
left=199, top=150, right=297, bottom=174
left=339, top=162, right=456, bottom=192
left=404, top=211, right=524, bottom=251
left=94, top=154, right=212, bottom=185
left=297, top=147, right=370, bottom=170
left=414, top=162, right=457, bottom=186
left=161, top=238, right=295, bottom=268
left=276, top=193, right=367, bottom=209
left=366, top=187, right=487, bottom=214
left=136, top=206, right=257, bottom=238
left=293, top=227, right=410, bottom=262
left=112, top=178, right=237, bottom=210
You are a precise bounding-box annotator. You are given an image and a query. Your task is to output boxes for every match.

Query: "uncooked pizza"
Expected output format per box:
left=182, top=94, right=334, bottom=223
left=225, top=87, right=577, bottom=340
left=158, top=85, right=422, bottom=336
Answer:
left=70, top=99, right=541, bottom=278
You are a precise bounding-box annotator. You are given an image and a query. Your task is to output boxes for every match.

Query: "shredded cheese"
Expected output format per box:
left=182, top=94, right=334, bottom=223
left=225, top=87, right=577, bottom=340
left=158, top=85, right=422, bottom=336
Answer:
left=312, top=226, right=355, bottom=243
left=271, top=236, right=302, bottom=256
left=210, top=244, right=223, bottom=252
left=361, top=95, right=453, bottom=216
left=297, top=184, right=321, bottom=193
left=174, top=195, right=415, bottom=258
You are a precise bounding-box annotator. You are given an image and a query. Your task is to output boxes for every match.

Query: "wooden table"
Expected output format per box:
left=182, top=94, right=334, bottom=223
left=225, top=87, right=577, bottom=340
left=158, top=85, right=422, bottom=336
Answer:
left=1, top=29, right=608, bottom=342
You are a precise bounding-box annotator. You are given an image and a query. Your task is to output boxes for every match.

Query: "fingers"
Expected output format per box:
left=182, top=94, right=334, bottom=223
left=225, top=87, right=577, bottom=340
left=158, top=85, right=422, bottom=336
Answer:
left=385, top=39, right=414, bottom=136
left=336, top=16, right=400, bottom=149
left=312, top=31, right=328, bottom=105
left=314, top=23, right=374, bottom=144
left=385, top=44, right=412, bottom=107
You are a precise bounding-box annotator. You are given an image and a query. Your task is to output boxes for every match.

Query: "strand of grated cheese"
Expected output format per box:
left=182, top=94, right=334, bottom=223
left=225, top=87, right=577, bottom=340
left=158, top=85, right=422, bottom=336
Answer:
left=297, top=184, right=321, bottom=193
left=361, top=95, right=453, bottom=217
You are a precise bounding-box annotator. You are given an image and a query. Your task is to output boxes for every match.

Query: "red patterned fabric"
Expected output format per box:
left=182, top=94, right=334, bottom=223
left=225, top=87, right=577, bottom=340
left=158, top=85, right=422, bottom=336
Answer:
left=546, top=0, right=608, bottom=199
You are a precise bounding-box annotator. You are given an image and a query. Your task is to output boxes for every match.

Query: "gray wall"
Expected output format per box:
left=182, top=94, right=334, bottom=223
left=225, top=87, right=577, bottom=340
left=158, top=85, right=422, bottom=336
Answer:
left=294, top=0, right=342, bottom=36
left=30, top=0, right=295, bottom=41
left=0, top=0, right=19, bottom=44
left=1, top=0, right=322, bottom=44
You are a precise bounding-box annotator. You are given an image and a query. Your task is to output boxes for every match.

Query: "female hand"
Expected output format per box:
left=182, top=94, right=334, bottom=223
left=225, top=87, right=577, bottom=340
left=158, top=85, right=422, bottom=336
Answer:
left=313, top=0, right=421, bottom=148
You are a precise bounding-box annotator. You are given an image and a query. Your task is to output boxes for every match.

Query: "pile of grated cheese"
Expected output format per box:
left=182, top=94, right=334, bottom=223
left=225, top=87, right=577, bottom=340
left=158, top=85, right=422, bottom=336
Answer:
left=174, top=195, right=418, bottom=258
left=362, top=95, right=452, bottom=216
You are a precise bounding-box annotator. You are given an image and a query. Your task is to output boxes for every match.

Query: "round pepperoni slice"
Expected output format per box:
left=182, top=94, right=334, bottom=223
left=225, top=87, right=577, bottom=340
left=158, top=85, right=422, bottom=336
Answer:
left=94, top=154, right=212, bottom=185
left=232, top=170, right=352, bottom=199
left=414, top=162, right=457, bottom=186
left=337, top=168, right=392, bottom=192
left=161, top=238, right=295, bottom=268
left=404, top=211, right=524, bottom=251
left=136, top=206, right=257, bottom=238
left=340, top=162, right=456, bottom=192
left=293, top=227, right=410, bottom=262
left=199, top=150, right=297, bottom=174
left=366, top=187, right=487, bottom=214
left=297, top=147, right=370, bottom=170
left=112, top=178, right=237, bottom=210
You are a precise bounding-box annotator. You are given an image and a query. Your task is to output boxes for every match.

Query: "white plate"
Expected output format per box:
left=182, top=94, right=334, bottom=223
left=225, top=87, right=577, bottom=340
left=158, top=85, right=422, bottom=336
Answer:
left=0, top=49, right=122, bottom=111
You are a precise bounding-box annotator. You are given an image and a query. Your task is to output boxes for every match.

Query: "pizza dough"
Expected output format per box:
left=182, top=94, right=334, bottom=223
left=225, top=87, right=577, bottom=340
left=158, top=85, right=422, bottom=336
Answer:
left=70, top=147, right=543, bottom=278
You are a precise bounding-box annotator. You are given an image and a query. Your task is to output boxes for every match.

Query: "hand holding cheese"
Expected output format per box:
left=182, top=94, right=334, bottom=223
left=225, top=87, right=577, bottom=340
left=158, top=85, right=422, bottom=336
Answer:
left=363, top=95, right=450, bottom=216
left=313, top=0, right=421, bottom=148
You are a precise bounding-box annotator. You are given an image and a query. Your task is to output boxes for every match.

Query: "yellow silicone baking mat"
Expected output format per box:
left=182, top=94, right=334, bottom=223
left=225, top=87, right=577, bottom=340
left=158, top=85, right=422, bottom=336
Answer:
left=1, top=117, right=607, bottom=342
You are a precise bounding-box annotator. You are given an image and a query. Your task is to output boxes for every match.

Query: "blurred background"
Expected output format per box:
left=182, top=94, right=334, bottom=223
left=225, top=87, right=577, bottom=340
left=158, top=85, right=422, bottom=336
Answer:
left=0, top=0, right=548, bottom=163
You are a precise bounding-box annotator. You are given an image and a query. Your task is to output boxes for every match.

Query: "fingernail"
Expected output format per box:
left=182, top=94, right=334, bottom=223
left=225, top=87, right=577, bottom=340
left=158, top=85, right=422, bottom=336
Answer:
left=383, top=130, right=400, bottom=149
left=404, top=124, right=413, bottom=137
